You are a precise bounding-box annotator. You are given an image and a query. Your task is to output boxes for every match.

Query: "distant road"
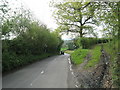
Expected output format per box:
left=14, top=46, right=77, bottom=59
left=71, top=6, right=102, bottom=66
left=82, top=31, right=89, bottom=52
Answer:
left=3, top=54, right=76, bottom=88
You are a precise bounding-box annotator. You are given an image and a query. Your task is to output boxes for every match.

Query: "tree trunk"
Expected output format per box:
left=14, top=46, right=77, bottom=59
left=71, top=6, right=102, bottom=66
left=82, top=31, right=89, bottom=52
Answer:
left=79, top=28, right=83, bottom=37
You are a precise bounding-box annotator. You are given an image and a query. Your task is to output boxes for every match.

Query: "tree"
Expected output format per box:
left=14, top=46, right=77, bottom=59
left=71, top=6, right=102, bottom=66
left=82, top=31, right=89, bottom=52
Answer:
left=99, top=2, right=119, bottom=39
left=1, top=0, right=33, bottom=40
left=53, top=1, right=99, bottom=37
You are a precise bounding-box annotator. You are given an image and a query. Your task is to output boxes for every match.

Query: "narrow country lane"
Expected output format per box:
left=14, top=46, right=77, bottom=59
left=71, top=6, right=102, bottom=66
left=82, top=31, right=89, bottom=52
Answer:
left=3, top=54, right=76, bottom=88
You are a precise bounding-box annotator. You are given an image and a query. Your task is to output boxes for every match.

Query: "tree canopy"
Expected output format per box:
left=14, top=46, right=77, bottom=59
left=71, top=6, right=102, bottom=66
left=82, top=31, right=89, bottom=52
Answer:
left=53, top=1, right=100, bottom=37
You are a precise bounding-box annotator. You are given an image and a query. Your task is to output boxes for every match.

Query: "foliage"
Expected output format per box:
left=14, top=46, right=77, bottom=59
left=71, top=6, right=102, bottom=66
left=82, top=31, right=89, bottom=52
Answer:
left=71, top=48, right=89, bottom=65
left=2, top=51, right=54, bottom=72
left=99, top=2, right=119, bottom=39
left=53, top=1, right=99, bottom=37
left=67, top=42, right=76, bottom=50
left=103, top=40, right=119, bottom=88
left=1, top=1, right=63, bottom=72
left=74, top=37, right=109, bottom=49
left=99, top=2, right=120, bottom=88
left=2, top=20, right=63, bottom=72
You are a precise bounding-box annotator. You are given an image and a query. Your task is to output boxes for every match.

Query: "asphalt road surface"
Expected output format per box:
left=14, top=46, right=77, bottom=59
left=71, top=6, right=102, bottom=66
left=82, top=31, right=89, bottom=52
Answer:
left=3, top=54, right=77, bottom=88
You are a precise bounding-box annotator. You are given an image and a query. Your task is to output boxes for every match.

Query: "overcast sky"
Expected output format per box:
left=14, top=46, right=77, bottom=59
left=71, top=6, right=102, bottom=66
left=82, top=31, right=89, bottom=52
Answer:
left=22, top=0, right=57, bottom=30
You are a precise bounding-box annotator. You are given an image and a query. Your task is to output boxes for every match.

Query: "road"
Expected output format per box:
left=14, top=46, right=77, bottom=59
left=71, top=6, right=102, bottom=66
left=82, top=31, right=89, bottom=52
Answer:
left=3, top=54, right=76, bottom=88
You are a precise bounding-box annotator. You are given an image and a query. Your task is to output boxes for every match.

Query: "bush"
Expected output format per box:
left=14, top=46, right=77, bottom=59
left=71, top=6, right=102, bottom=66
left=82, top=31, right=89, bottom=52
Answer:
left=68, top=43, right=76, bottom=50
left=2, top=51, right=55, bottom=72
left=74, top=37, right=109, bottom=49
left=2, top=20, right=63, bottom=72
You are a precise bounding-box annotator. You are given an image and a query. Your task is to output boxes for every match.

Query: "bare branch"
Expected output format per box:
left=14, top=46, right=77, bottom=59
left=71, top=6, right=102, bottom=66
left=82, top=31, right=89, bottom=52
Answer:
left=77, top=2, right=91, bottom=10
left=82, top=16, right=92, bottom=25
left=63, top=23, right=80, bottom=28
left=85, top=22, right=95, bottom=25
left=67, top=29, right=79, bottom=33
left=67, top=2, right=91, bottom=11
left=82, top=32, right=87, bottom=35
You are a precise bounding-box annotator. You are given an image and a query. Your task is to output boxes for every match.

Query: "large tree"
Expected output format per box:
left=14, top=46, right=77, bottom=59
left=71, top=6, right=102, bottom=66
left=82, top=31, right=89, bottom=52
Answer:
left=53, top=1, right=99, bottom=37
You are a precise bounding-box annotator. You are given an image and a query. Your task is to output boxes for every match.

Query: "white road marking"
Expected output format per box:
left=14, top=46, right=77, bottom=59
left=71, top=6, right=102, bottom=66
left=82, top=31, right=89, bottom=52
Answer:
left=68, top=58, right=71, bottom=64
left=29, top=70, right=45, bottom=86
left=69, top=65, right=72, bottom=71
left=68, top=60, right=70, bottom=64
left=75, top=84, right=79, bottom=88
left=41, top=70, right=44, bottom=74
left=68, top=58, right=72, bottom=71
left=71, top=72, right=74, bottom=75
left=68, top=58, right=70, bottom=61
left=68, top=57, right=79, bottom=88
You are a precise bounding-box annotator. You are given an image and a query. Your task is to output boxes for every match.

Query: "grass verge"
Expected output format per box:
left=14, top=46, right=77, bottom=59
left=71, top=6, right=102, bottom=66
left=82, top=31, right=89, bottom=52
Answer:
left=61, top=47, right=68, bottom=51
left=71, top=48, right=89, bottom=65
left=64, top=50, right=74, bottom=54
left=84, top=45, right=101, bottom=68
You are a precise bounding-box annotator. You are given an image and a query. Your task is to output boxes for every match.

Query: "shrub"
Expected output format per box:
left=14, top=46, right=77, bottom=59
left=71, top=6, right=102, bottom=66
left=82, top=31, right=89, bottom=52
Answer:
left=74, top=37, right=109, bottom=49
left=2, top=20, right=63, bottom=72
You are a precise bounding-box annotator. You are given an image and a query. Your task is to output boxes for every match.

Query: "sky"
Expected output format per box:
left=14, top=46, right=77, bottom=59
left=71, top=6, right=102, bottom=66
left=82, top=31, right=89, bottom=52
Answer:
left=22, top=0, right=58, bottom=30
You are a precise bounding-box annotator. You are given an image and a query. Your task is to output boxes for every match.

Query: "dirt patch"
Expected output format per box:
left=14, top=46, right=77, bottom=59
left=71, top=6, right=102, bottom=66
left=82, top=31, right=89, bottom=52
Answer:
left=72, top=50, right=112, bottom=88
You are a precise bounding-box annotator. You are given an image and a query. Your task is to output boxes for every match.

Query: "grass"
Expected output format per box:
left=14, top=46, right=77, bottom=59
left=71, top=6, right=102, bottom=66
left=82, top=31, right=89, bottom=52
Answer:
left=69, top=44, right=101, bottom=67
left=71, top=48, right=89, bottom=65
left=84, top=45, right=101, bottom=68
left=64, top=50, right=74, bottom=54
left=61, top=47, right=68, bottom=51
